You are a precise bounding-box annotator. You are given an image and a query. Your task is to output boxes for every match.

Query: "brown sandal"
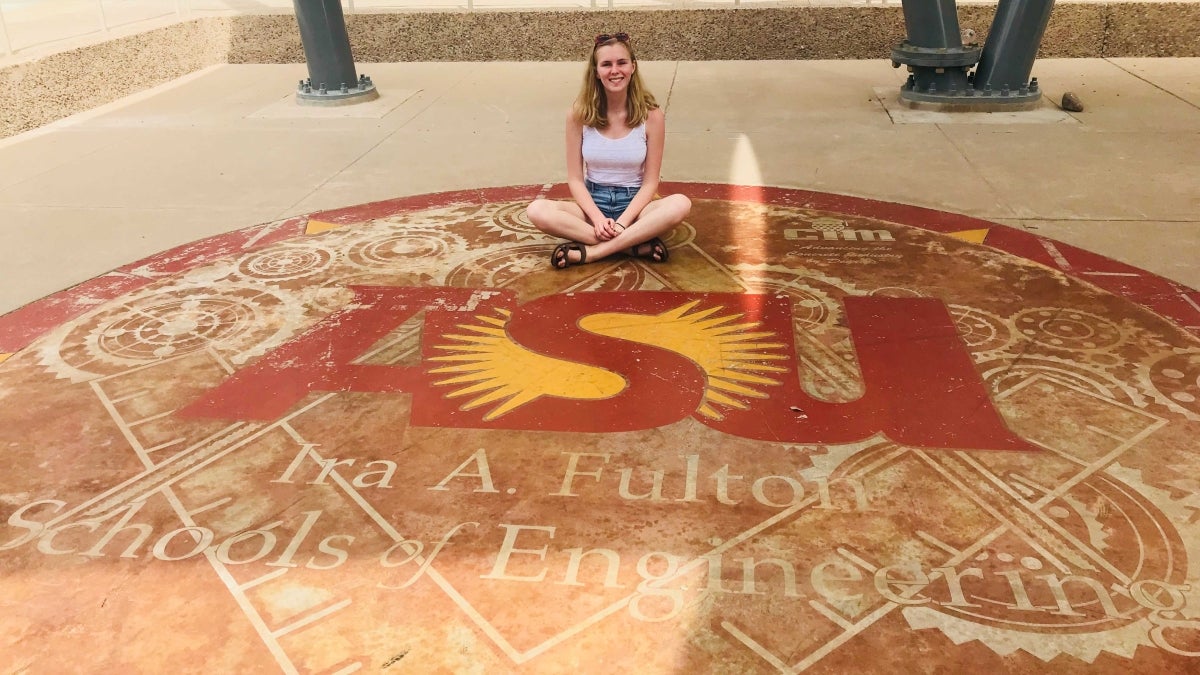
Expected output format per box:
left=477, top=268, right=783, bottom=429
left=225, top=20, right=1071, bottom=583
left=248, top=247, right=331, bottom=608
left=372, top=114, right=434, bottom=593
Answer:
left=552, top=242, right=587, bottom=269
left=629, top=237, right=669, bottom=263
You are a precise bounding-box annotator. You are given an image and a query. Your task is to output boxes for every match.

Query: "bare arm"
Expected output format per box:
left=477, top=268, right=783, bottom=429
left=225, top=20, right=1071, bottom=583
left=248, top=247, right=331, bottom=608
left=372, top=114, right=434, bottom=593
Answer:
left=616, top=107, right=666, bottom=227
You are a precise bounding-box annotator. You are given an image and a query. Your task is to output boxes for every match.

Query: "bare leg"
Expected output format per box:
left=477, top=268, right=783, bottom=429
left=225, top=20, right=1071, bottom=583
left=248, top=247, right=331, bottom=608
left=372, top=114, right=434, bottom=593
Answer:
left=591, top=194, right=692, bottom=262
left=526, top=195, right=692, bottom=266
left=526, top=199, right=599, bottom=246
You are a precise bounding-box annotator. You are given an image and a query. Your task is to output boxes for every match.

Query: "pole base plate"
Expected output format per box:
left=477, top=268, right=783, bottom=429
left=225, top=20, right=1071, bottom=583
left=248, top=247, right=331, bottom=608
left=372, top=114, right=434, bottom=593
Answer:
left=296, top=82, right=380, bottom=107
left=899, top=87, right=1043, bottom=112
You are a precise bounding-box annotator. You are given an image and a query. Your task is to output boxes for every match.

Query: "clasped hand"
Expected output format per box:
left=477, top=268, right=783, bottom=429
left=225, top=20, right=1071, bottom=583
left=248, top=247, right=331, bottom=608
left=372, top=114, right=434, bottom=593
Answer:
left=592, top=217, right=626, bottom=242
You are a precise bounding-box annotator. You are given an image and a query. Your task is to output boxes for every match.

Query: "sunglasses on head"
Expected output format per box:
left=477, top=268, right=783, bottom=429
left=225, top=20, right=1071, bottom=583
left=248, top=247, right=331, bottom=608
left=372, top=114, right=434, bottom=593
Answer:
left=594, top=32, right=630, bottom=45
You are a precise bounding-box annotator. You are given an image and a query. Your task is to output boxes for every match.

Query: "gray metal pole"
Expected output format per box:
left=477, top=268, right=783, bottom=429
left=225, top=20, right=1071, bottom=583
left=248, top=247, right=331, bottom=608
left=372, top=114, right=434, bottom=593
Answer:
left=295, top=0, right=357, bottom=94
left=973, top=0, right=1056, bottom=94
left=901, top=0, right=963, bottom=49
left=893, top=0, right=979, bottom=100
left=893, top=0, right=1049, bottom=109
left=292, top=0, right=377, bottom=105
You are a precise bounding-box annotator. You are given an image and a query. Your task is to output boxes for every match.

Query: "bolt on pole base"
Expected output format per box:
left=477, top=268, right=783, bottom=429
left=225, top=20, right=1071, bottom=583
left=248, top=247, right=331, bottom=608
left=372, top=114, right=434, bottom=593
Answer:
left=898, top=75, right=1043, bottom=111
left=296, top=76, right=380, bottom=107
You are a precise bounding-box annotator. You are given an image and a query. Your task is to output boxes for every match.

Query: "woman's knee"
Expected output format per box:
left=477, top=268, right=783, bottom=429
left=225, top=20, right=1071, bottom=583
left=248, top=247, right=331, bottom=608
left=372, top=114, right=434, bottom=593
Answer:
left=660, top=194, right=692, bottom=222
left=525, top=199, right=554, bottom=230
left=673, top=194, right=692, bottom=218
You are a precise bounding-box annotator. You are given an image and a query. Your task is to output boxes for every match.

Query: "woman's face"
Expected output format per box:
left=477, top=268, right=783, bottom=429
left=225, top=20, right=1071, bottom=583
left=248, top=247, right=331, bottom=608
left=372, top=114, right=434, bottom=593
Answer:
left=593, top=43, right=636, bottom=95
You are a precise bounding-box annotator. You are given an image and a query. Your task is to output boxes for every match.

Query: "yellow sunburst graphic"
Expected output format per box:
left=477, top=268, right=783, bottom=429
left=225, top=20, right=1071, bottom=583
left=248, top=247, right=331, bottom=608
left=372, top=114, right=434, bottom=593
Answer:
left=579, top=301, right=789, bottom=419
left=429, top=301, right=789, bottom=421
left=428, top=309, right=627, bottom=420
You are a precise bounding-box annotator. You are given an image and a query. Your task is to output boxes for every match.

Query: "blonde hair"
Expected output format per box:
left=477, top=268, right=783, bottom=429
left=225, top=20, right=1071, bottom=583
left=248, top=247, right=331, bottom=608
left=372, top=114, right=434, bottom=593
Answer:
left=572, top=36, right=659, bottom=129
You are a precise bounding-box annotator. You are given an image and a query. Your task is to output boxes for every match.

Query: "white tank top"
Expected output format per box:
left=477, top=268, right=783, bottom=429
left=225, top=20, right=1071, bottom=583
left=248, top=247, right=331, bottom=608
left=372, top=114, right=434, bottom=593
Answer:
left=582, top=123, right=646, bottom=187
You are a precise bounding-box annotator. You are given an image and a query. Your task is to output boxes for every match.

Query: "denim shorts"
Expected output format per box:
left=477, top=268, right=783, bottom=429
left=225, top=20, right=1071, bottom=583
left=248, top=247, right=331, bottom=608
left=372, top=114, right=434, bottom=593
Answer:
left=587, top=180, right=639, bottom=221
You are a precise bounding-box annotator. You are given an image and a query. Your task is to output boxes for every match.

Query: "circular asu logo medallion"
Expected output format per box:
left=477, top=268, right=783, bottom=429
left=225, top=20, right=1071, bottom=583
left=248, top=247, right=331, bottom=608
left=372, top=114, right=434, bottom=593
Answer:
left=0, top=184, right=1198, bottom=672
